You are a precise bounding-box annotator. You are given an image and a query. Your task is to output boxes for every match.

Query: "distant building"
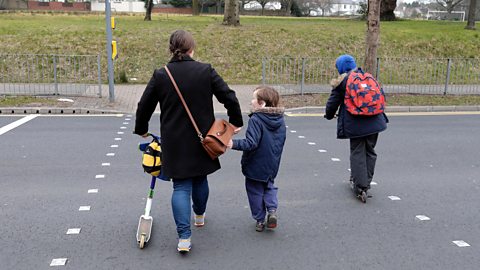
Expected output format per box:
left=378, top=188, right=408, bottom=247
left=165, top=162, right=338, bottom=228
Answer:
left=329, top=0, right=363, bottom=16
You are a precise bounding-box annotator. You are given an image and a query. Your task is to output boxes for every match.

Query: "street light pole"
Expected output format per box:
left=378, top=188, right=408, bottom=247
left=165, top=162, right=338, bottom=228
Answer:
left=105, top=0, right=115, bottom=102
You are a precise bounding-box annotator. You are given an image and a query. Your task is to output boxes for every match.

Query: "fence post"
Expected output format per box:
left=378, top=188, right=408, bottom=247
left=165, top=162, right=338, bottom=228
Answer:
left=300, top=57, right=306, bottom=96
left=262, top=57, right=266, bottom=85
left=376, top=57, right=380, bottom=80
left=444, top=58, right=451, bottom=95
left=97, top=54, right=102, bottom=97
left=53, top=55, right=58, bottom=95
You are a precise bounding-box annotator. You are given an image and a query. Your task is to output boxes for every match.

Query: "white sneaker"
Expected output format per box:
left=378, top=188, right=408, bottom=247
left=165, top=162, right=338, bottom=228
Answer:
left=194, top=213, right=205, bottom=227
left=177, top=238, right=191, bottom=253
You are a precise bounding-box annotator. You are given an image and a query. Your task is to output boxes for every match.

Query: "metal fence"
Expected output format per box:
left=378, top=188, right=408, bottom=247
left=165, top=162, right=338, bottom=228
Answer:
left=262, top=57, right=480, bottom=95
left=0, top=54, right=102, bottom=97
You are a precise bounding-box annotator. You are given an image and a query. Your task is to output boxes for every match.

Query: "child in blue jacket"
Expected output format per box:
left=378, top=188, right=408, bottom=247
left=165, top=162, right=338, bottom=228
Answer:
left=228, top=86, right=286, bottom=232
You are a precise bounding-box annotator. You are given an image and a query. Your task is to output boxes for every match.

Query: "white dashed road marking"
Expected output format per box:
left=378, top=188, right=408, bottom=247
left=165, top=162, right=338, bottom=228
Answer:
left=298, top=136, right=305, bottom=138
left=123, top=122, right=129, bottom=125
left=114, top=138, right=122, bottom=141
left=102, top=163, right=110, bottom=166
left=50, top=258, right=67, bottom=266
left=125, top=118, right=131, bottom=121
left=290, top=130, right=297, bottom=133
left=95, top=175, right=105, bottom=179
left=110, top=145, right=118, bottom=148
left=318, top=149, right=327, bottom=153
left=106, top=153, right=115, bottom=156
left=88, top=189, right=98, bottom=194
left=117, top=131, right=124, bottom=135
left=120, top=126, right=127, bottom=129
left=331, top=158, right=341, bottom=162
left=452, top=240, right=470, bottom=247
left=308, top=142, right=316, bottom=145
left=416, top=215, right=431, bottom=221
left=79, top=206, right=91, bottom=211
left=388, top=196, right=401, bottom=201
left=66, top=228, right=81, bottom=235
left=371, top=181, right=377, bottom=186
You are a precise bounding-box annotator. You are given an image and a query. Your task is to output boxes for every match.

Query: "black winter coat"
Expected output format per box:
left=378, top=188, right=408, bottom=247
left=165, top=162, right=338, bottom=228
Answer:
left=134, top=56, right=243, bottom=179
left=325, top=75, right=388, bottom=139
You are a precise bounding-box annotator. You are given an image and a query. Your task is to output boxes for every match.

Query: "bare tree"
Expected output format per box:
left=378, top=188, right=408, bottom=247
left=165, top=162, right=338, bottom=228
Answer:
left=465, top=0, right=477, bottom=29
left=144, top=0, right=154, bottom=21
left=380, top=0, right=396, bottom=20
left=316, top=0, right=333, bottom=16
left=258, top=0, right=271, bottom=15
left=280, top=0, right=294, bottom=15
left=223, top=0, right=240, bottom=25
left=192, top=0, right=200, bottom=15
left=365, top=0, right=381, bottom=74
left=436, top=0, right=465, bottom=13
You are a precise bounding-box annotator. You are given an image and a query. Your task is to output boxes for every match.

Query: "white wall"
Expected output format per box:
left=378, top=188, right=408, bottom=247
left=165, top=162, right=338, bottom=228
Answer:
left=91, top=0, right=146, bottom=12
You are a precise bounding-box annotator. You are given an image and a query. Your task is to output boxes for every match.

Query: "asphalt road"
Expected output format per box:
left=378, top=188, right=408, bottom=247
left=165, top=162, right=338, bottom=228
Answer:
left=0, top=113, right=479, bottom=270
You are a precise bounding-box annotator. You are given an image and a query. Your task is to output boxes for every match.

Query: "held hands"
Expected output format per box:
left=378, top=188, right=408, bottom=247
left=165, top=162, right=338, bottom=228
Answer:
left=231, top=124, right=241, bottom=134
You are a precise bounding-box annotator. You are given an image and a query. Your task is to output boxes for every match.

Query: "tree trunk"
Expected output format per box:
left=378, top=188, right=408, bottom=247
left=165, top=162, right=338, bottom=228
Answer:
left=380, top=0, right=396, bottom=20
left=192, top=0, right=200, bottom=15
left=365, top=0, right=381, bottom=74
left=465, top=0, right=477, bottom=29
left=144, top=0, right=153, bottom=21
left=223, top=0, right=240, bottom=26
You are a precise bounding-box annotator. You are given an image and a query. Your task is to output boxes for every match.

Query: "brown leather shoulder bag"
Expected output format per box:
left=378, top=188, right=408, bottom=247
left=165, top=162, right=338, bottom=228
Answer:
left=164, top=66, right=234, bottom=160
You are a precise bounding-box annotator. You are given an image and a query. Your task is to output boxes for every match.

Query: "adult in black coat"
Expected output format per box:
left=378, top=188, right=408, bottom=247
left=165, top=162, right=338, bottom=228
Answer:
left=134, top=30, right=243, bottom=252
left=324, top=54, right=388, bottom=203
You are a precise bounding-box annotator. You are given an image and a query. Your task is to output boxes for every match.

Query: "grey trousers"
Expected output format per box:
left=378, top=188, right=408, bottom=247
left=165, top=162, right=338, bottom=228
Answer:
left=350, top=133, right=379, bottom=190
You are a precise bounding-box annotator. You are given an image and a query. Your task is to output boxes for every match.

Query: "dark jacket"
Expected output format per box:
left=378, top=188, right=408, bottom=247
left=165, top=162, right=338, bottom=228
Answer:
left=232, top=108, right=286, bottom=182
left=325, top=74, right=388, bottom=139
left=134, top=56, right=243, bottom=179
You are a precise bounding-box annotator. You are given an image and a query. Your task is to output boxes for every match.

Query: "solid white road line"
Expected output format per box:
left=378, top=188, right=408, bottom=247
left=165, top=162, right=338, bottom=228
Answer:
left=0, top=115, right=37, bottom=136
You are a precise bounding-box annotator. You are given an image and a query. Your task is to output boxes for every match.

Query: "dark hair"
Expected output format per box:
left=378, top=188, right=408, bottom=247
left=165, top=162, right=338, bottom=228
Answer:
left=255, top=86, right=280, bottom=107
left=169, top=30, right=195, bottom=59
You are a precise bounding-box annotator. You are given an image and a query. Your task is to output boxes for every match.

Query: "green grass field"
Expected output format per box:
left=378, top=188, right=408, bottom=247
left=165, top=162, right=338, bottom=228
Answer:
left=1, top=13, right=479, bottom=84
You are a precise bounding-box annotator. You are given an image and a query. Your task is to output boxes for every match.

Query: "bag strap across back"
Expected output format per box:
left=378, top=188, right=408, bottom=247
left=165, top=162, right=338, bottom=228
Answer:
left=164, top=66, right=204, bottom=142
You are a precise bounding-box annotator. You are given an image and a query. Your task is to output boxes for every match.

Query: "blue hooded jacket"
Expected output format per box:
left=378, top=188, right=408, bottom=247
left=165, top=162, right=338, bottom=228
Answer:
left=325, top=55, right=388, bottom=139
left=232, top=108, right=286, bottom=182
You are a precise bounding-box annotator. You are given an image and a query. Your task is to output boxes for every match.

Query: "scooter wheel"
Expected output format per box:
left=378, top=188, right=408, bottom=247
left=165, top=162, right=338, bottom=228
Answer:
left=139, top=234, right=146, bottom=249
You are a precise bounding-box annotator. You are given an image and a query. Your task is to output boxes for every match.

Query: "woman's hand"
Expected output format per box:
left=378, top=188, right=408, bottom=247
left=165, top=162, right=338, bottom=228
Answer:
left=231, top=125, right=241, bottom=134
left=227, top=139, right=233, bottom=149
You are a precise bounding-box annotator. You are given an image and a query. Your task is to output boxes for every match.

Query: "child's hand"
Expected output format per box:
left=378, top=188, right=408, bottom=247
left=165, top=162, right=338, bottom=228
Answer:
left=231, top=125, right=241, bottom=134
left=227, top=139, right=233, bottom=149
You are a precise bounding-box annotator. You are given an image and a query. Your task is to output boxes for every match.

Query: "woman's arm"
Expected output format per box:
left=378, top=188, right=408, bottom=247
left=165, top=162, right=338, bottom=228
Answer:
left=134, top=70, right=160, bottom=135
left=210, top=66, right=243, bottom=128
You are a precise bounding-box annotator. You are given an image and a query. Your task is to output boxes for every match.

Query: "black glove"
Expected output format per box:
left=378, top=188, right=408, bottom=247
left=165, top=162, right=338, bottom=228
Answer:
left=324, top=114, right=333, bottom=120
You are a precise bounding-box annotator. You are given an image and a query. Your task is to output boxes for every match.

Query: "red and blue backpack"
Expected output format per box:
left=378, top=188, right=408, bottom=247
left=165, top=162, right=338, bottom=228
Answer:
left=344, top=69, right=386, bottom=116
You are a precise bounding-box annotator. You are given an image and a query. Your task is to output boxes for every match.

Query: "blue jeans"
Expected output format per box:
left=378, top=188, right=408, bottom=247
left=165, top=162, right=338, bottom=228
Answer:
left=245, top=178, right=278, bottom=222
left=171, top=176, right=209, bottom=239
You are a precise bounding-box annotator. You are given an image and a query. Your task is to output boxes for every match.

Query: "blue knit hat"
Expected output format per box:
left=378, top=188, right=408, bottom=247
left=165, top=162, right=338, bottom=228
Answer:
left=335, top=54, right=357, bottom=74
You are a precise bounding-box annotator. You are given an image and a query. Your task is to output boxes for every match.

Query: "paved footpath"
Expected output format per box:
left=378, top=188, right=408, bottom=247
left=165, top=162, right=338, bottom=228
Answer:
left=1, top=84, right=480, bottom=114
